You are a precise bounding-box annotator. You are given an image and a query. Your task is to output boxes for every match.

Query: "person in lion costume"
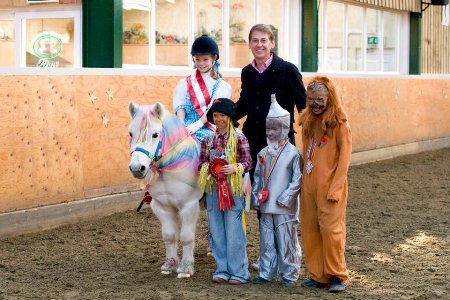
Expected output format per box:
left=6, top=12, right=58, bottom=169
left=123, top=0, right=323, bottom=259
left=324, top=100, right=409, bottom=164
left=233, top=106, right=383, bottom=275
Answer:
left=298, top=76, right=352, bottom=293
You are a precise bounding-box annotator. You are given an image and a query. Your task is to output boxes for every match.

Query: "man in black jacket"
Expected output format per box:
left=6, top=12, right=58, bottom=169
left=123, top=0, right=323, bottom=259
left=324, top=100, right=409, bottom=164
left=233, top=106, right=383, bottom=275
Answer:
left=236, top=24, right=306, bottom=177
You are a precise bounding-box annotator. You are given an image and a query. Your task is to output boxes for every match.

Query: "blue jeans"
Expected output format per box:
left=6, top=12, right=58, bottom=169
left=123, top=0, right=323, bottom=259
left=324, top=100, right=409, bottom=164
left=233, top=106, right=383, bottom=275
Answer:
left=207, top=189, right=250, bottom=283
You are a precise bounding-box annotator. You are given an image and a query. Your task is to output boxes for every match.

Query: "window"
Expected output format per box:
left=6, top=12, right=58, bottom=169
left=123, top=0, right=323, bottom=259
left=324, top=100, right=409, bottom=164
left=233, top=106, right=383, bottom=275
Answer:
left=254, top=0, right=283, bottom=65
left=123, top=6, right=150, bottom=65
left=347, top=5, right=363, bottom=71
left=228, top=0, right=254, bottom=67
left=0, top=13, right=15, bottom=67
left=13, top=10, right=82, bottom=68
left=156, top=0, right=189, bottom=66
left=318, top=0, right=405, bottom=73
left=122, top=0, right=287, bottom=68
left=195, top=0, right=223, bottom=65
left=25, top=18, right=76, bottom=67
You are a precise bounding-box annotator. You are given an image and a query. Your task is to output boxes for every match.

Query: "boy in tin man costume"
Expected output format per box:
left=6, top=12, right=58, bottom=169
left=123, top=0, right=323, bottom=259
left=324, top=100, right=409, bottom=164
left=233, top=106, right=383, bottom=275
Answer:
left=251, top=94, right=302, bottom=288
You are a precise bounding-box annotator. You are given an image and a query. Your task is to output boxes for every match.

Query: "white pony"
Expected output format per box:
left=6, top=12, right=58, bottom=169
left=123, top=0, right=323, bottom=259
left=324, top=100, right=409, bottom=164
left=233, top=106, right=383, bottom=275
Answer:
left=128, top=101, right=202, bottom=278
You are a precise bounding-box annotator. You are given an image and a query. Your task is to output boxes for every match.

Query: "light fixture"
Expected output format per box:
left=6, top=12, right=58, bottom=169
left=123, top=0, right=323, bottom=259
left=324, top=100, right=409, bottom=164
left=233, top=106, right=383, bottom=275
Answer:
left=421, top=0, right=449, bottom=12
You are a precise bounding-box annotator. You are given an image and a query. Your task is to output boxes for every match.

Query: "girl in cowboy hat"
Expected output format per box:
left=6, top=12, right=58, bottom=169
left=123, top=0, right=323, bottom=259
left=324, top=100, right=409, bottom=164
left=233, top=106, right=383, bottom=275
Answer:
left=198, top=98, right=252, bottom=285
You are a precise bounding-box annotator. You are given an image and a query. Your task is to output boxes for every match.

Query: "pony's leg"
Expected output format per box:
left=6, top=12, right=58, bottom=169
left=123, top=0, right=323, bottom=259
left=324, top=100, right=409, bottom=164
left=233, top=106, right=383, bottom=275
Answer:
left=151, top=200, right=179, bottom=274
left=176, top=200, right=200, bottom=278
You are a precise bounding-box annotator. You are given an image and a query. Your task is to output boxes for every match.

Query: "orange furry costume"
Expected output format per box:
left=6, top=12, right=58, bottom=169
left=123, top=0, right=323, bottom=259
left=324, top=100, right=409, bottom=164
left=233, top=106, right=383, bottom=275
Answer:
left=299, top=76, right=352, bottom=284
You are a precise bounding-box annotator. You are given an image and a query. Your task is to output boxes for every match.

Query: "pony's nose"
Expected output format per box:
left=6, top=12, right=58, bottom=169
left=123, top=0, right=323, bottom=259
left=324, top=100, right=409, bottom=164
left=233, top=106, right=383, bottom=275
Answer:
left=129, top=153, right=150, bottom=179
left=129, top=161, right=148, bottom=178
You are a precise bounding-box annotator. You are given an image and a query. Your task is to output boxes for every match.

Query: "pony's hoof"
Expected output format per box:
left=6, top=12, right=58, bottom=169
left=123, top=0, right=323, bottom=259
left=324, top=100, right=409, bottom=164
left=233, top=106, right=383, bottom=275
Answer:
left=161, top=257, right=178, bottom=275
left=176, top=259, right=194, bottom=278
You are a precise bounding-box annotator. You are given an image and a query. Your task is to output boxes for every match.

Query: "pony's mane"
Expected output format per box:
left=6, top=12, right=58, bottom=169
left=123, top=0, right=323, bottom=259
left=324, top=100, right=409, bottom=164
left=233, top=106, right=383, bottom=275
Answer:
left=143, top=104, right=199, bottom=170
left=158, top=112, right=190, bottom=154
left=138, top=104, right=190, bottom=152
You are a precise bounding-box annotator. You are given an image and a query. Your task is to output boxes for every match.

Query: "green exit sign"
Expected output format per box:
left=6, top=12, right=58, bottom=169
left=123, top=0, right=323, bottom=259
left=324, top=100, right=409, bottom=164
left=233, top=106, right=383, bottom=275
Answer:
left=368, top=36, right=379, bottom=45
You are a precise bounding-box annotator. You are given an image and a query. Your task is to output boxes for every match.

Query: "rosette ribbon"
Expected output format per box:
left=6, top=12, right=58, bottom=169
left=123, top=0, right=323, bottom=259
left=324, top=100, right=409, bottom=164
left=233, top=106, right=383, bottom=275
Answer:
left=209, top=157, right=235, bottom=211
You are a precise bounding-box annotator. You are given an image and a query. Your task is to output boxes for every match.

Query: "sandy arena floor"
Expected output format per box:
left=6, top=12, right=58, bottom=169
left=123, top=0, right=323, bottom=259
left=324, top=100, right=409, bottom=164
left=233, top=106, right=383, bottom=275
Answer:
left=1, top=148, right=449, bottom=299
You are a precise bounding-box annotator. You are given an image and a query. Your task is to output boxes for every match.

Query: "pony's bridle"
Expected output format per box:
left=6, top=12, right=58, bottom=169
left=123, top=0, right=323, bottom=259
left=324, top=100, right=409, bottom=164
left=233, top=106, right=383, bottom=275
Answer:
left=130, top=109, right=163, bottom=163
left=133, top=142, right=162, bottom=162
left=133, top=134, right=190, bottom=166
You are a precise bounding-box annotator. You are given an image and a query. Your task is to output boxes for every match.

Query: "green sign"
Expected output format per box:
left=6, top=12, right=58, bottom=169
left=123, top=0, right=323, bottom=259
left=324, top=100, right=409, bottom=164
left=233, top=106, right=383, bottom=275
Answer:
left=32, top=32, right=63, bottom=68
left=368, top=36, right=379, bottom=45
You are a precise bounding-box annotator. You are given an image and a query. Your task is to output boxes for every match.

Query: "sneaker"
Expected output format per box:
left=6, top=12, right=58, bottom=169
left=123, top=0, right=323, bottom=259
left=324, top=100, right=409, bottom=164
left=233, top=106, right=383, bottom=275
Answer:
left=252, top=276, right=270, bottom=284
left=282, top=279, right=296, bottom=288
left=228, top=279, right=243, bottom=285
left=301, top=279, right=324, bottom=288
left=212, top=277, right=226, bottom=284
left=329, top=276, right=345, bottom=293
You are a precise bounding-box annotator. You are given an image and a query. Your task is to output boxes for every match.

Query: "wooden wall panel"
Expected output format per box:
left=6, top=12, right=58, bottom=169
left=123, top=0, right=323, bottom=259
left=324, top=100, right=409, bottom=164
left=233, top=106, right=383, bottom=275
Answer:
left=422, top=6, right=450, bottom=74
left=0, top=76, right=85, bottom=212
left=73, top=76, right=137, bottom=194
left=300, top=77, right=450, bottom=149
left=0, top=74, right=449, bottom=213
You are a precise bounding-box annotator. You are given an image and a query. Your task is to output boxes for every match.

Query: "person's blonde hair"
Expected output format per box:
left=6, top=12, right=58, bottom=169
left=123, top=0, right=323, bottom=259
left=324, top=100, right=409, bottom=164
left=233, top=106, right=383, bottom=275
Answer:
left=210, top=54, right=222, bottom=80
left=298, top=76, right=347, bottom=138
left=248, top=24, right=275, bottom=42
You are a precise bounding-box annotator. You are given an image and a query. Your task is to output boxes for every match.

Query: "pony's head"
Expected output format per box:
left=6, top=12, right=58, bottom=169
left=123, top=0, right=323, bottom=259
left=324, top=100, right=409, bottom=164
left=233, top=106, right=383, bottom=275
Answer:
left=128, top=101, right=166, bottom=179
left=128, top=101, right=196, bottom=181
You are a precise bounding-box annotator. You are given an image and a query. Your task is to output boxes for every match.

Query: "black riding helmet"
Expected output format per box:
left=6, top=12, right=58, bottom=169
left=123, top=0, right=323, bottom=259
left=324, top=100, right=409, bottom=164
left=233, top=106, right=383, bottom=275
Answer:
left=191, top=34, right=219, bottom=59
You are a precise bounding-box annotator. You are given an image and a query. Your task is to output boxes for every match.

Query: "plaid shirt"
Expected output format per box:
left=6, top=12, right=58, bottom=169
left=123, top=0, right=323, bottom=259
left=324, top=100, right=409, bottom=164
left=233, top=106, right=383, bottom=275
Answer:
left=199, top=130, right=253, bottom=173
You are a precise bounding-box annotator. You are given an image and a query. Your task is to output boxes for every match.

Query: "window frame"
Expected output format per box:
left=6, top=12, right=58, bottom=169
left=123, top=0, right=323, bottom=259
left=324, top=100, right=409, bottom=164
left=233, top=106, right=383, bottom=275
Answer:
left=13, top=9, right=82, bottom=68
left=0, top=12, right=16, bottom=67
left=122, top=0, right=296, bottom=70
left=318, top=0, right=409, bottom=74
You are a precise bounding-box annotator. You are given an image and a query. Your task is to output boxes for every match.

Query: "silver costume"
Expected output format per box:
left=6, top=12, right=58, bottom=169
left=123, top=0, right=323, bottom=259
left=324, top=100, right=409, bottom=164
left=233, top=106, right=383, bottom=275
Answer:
left=251, top=143, right=302, bottom=282
left=250, top=94, right=302, bottom=283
